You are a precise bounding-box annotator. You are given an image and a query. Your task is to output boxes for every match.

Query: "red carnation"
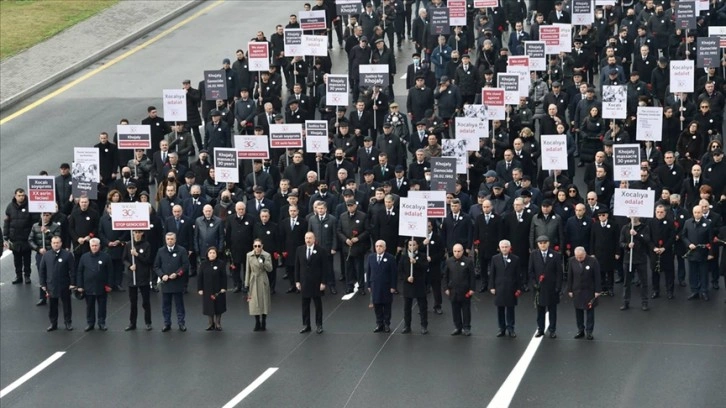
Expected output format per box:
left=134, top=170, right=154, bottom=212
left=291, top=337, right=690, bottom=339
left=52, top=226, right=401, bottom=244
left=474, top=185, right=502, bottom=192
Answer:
left=514, top=290, right=522, bottom=298
left=658, top=240, right=663, bottom=247
left=352, top=230, right=359, bottom=237
left=599, top=135, right=604, bottom=141
left=104, top=285, right=112, bottom=293
left=706, top=244, right=712, bottom=250
left=273, top=252, right=280, bottom=260
left=283, top=251, right=288, bottom=258
left=89, top=233, right=94, bottom=238
left=539, top=275, right=545, bottom=283
left=230, top=264, right=236, bottom=270
left=210, top=294, right=216, bottom=301
left=473, top=240, right=480, bottom=246
left=566, top=244, right=571, bottom=249
left=554, top=245, right=560, bottom=251
left=674, top=221, right=680, bottom=229
left=714, top=237, right=720, bottom=243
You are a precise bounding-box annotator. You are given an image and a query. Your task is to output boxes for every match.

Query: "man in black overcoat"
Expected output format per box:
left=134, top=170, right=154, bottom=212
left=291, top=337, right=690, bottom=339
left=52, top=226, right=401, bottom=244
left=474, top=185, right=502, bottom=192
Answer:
left=567, top=247, right=602, bottom=340
left=490, top=240, right=521, bottom=338
left=529, top=236, right=563, bottom=339
left=38, top=236, right=75, bottom=331
left=443, top=244, right=476, bottom=336
left=295, top=232, right=330, bottom=334
left=366, top=240, right=397, bottom=333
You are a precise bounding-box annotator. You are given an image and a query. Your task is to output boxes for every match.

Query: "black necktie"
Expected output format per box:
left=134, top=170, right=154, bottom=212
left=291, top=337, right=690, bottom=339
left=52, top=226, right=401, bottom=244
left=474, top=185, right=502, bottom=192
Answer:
left=307, top=247, right=312, bottom=259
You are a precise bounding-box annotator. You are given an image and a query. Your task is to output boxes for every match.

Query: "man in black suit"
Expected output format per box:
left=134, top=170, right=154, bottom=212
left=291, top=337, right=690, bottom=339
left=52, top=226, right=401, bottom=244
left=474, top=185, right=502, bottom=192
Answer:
left=490, top=240, right=521, bottom=338
left=255, top=102, right=276, bottom=136
left=295, top=232, right=330, bottom=334
left=567, top=247, right=601, bottom=340
left=152, top=139, right=171, bottom=184
left=529, top=236, right=563, bottom=338
left=441, top=198, right=473, bottom=257
left=443, top=243, right=476, bottom=336
left=38, top=236, right=76, bottom=331
left=473, top=199, right=503, bottom=292
left=163, top=205, right=195, bottom=282
left=141, top=106, right=171, bottom=155
left=337, top=200, right=370, bottom=295
left=590, top=206, right=619, bottom=296
left=682, top=205, right=715, bottom=301
left=348, top=100, right=374, bottom=143
left=280, top=205, right=308, bottom=293
left=366, top=240, right=397, bottom=333
left=680, top=164, right=703, bottom=211
left=495, top=149, right=521, bottom=183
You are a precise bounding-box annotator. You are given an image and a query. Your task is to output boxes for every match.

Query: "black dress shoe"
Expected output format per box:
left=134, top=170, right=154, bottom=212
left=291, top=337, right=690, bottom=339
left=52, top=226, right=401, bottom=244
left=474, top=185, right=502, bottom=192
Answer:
left=208, top=325, right=216, bottom=331
left=36, top=299, right=46, bottom=306
left=98, top=324, right=107, bottom=331
left=586, top=333, right=594, bottom=340
left=496, top=330, right=506, bottom=337
left=534, top=329, right=544, bottom=338
left=549, top=332, right=557, bottom=339
left=574, top=331, right=585, bottom=339
left=508, top=330, right=516, bottom=338
left=358, top=289, right=366, bottom=296
left=330, top=287, right=337, bottom=295
left=712, top=283, right=719, bottom=290
left=421, top=327, right=428, bottom=335
left=687, top=293, right=700, bottom=300
left=373, top=326, right=384, bottom=333
left=145, top=324, right=153, bottom=331
left=46, top=325, right=57, bottom=332
left=701, top=293, right=709, bottom=301
left=667, top=292, right=674, bottom=299
left=316, top=326, right=324, bottom=334
left=434, top=307, right=443, bottom=315
left=679, top=281, right=687, bottom=287
left=114, top=286, right=126, bottom=292
left=462, top=329, right=471, bottom=336
left=286, top=287, right=298, bottom=294
left=11, top=277, right=22, bottom=284
left=641, top=304, right=649, bottom=311
left=178, top=325, right=187, bottom=332
left=300, top=326, right=312, bottom=333
left=84, top=325, right=94, bottom=332
left=65, top=323, right=73, bottom=331
left=478, top=287, right=488, bottom=293
left=620, top=303, right=630, bottom=310
left=451, top=329, right=462, bottom=336
left=233, top=286, right=242, bottom=293
left=614, top=277, right=623, bottom=284
left=384, top=325, right=390, bottom=333
left=161, top=326, right=171, bottom=332
left=24, top=277, right=31, bottom=284
left=124, top=325, right=136, bottom=331
left=651, top=292, right=659, bottom=299
left=151, top=285, right=159, bottom=292
left=401, top=326, right=411, bottom=334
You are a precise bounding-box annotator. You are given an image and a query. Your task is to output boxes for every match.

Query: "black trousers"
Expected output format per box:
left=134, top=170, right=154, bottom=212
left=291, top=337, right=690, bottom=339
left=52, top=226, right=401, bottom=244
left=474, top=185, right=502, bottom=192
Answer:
left=232, top=261, right=246, bottom=288
left=267, top=268, right=277, bottom=292
left=478, top=255, right=492, bottom=290
left=373, top=302, right=392, bottom=326
left=575, top=307, right=595, bottom=334
left=536, top=304, right=557, bottom=332
left=497, top=306, right=516, bottom=331
left=623, top=262, right=648, bottom=304
left=427, top=261, right=442, bottom=307
left=403, top=296, right=428, bottom=328
left=129, top=285, right=151, bottom=325
left=286, top=265, right=296, bottom=289
left=345, top=255, right=364, bottom=290
left=302, top=296, right=323, bottom=327
left=110, top=258, right=124, bottom=287
left=12, top=248, right=31, bottom=277
left=600, top=268, right=614, bottom=292
left=85, top=293, right=107, bottom=326
left=651, top=252, right=675, bottom=293
left=49, top=289, right=72, bottom=325
left=451, top=298, right=471, bottom=330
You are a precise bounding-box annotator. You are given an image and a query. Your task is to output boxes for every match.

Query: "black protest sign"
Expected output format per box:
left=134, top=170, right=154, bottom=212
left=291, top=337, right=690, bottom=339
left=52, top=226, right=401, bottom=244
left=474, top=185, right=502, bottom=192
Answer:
left=430, top=8, right=450, bottom=35
left=675, top=1, right=696, bottom=30
left=430, top=157, right=457, bottom=192
left=697, top=37, right=720, bottom=68
left=204, top=71, right=227, bottom=100
left=359, top=64, right=389, bottom=87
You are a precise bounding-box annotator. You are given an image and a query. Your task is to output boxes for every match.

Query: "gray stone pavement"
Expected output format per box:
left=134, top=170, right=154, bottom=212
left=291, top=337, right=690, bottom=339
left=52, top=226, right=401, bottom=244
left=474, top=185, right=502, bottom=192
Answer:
left=0, top=0, right=201, bottom=111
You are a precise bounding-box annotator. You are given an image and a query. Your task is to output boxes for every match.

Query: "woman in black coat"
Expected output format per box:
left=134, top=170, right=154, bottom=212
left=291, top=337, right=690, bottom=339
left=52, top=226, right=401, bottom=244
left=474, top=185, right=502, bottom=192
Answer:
left=579, top=106, right=605, bottom=165
left=676, top=121, right=705, bottom=173
left=197, top=246, right=227, bottom=331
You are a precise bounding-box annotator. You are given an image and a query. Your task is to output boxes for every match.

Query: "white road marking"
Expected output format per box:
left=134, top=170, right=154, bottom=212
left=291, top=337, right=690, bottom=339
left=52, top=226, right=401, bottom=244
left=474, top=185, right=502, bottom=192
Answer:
left=0, top=352, right=65, bottom=399
left=400, top=73, right=407, bottom=80
left=341, top=282, right=359, bottom=301
left=222, top=367, right=278, bottom=408
left=1, top=250, right=12, bottom=260
left=486, top=314, right=548, bottom=408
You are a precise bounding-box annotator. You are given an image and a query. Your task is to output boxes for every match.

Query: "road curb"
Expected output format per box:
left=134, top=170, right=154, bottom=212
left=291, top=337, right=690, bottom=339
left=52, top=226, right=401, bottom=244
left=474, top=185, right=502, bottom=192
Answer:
left=0, top=0, right=204, bottom=112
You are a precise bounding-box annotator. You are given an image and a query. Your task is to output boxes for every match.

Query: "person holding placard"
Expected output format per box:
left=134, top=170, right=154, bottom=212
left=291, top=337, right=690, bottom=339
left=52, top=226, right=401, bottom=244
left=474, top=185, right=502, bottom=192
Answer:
left=529, top=235, right=563, bottom=339
left=122, top=230, right=153, bottom=331
left=444, top=244, right=476, bottom=336
left=29, top=212, right=61, bottom=304
left=618, top=217, right=652, bottom=311
left=398, top=239, right=429, bottom=334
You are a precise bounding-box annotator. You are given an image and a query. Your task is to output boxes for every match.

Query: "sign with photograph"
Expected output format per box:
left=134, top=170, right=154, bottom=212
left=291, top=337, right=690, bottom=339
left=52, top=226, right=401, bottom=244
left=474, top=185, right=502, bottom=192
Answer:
left=442, top=139, right=467, bottom=174
left=455, top=117, right=487, bottom=150
left=602, top=85, right=628, bottom=119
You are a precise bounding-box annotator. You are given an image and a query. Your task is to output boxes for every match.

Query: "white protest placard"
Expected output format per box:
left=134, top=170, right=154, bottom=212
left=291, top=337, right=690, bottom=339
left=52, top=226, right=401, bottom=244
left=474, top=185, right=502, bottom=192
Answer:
left=116, top=125, right=151, bottom=150
left=325, top=75, right=349, bottom=106
left=303, top=35, right=328, bottom=56
left=602, top=85, right=628, bottom=119
left=448, top=0, right=467, bottom=26
left=524, top=41, right=546, bottom=71
left=612, top=144, right=641, bottom=181
left=398, top=197, right=428, bottom=238
left=442, top=139, right=467, bottom=174
left=284, top=28, right=304, bottom=56
left=359, top=64, right=390, bottom=87
left=269, top=123, right=304, bottom=148
left=553, top=23, right=572, bottom=54
left=670, top=60, right=694, bottom=93
left=473, top=0, right=498, bottom=7
left=540, top=25, right=560, bottom=55
left=234, top=135, right=269, bottom=159
left=214, top=148, right=239, bottom=183
left=572, top=0, right=594, bottom=24
left=481, top=88, right=506, bottom=120
left=636, top=107, right=663, bottom=142
left=455, top=117, right=487, bottom=151
left=299, top=10, right=327, bottom=31
left=540, top=135, right=568, bottom=171
left=27, top=176, right=55, bottom=213
left=708, top=26, right=726, bottom=48
left=336, top=0, right=362, bottom=16
left=248, top=42, right=270, bottom=71
left=506, top=56, right=529, bottom=97
left=613, top=188, right=656, bottom=218
left=407, top=190, right=447, bottom=218
left=73, top=147, right=100, bottom=183
left=304, top=120, right=329, bottom=153
left=162, top=89, right=187, bottom=121
left=110, top=202, right=150, bottom=230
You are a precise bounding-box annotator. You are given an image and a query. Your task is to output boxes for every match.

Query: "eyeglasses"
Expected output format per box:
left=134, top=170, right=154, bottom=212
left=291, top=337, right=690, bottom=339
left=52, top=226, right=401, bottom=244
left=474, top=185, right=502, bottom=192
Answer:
left=597, top=213, right=608, bottom=216
left=253, top=244, right=262, bottom=248
left=568, top=189, right=576, bottom=193
left=700, top=106, right=709, bottom=109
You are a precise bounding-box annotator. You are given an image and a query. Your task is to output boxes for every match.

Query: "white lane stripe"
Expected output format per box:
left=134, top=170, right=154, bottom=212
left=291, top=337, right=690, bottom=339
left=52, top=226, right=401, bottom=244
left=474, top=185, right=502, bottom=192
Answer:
left=221, top=367, right=278, bottom=408
left=400, top=73, right=407, bottom=80
left=0, top=352, right=65, bottom=399
left=1, top=250, right=12, bottom=260
left=486, top=313, right=548, bottom=408
left=341, top=282, right=359, bottom=301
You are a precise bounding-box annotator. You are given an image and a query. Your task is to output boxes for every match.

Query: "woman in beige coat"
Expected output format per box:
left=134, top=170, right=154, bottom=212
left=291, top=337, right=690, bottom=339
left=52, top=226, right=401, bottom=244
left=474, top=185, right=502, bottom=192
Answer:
left=245, top=239, right=273, bottom=331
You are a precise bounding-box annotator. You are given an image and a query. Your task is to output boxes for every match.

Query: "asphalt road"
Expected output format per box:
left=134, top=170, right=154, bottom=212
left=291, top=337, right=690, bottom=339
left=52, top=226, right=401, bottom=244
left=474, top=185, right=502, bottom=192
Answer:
left=1, top=2, right=725, bottom=408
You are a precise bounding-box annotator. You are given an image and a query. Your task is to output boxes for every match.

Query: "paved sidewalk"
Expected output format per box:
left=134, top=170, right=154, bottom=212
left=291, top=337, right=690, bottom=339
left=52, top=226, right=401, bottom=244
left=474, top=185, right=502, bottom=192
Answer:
left=0, top=0, right=201, bottom=111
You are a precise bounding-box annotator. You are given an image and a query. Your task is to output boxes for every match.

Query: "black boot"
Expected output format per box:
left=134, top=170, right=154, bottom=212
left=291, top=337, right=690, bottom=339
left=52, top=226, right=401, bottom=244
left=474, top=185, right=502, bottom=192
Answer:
left=253, top=316, right=261, bottom=332
left=261, top=314, right=267, bottom=331
left=214, top=315, right=222, bottom=331
left=206, top=316, right=215, bottom=331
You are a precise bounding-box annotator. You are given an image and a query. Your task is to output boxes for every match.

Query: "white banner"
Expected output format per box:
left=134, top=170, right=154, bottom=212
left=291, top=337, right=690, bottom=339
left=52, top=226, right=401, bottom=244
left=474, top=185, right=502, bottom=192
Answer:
left=304, top=120, right=329, bottom=153
left=214, top=148, right=240, bottom=183
left=612, top=144, right=642, bottom=181
left=553, top=23, right=572, bottom=54
left=269, top=123, right=304, bottom=148
left=27, top=176, right=55, bottom=213
left=248, top=41, right=270, bottom=71
left=613, top=188, right=656, bottom=218
left=442, top=139, right=468, bottom=174
left=325, top=75, right=349, bottom=106
left=73, top=147, right=100, bottom=183
left=670, top=60, right=695, bottom=93
left=572, top=0, right=594, bottom=24
left=540, top=135, right=568, bottom=171
left=110, top=202, right=150, bottom=230
left=234, top=135, right=269, bottom=159
left=481, top=88, right=506, bottom=120
left=303, top=35, right=328, bottom=56
left=407, top=190, right=447, bottom=218
left=506, top=56, right=530, bottom=97
left=162, top=89, right=187, bottom=121
left=636, top=107, right=663, bottom=142
left=602, top=85, right=628, bottom=119
left=398, top=197, right=428, bottom=238
left=455, top=117, right=487, bottom=151
left=707, top=26, right=726, bottom=48
left=284, top=28, right=304, bottom=56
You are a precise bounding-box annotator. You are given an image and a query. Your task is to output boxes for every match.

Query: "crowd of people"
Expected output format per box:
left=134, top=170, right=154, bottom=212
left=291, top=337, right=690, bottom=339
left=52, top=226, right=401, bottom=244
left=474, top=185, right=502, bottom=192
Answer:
left=3, top=0, right=726, bottom=340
